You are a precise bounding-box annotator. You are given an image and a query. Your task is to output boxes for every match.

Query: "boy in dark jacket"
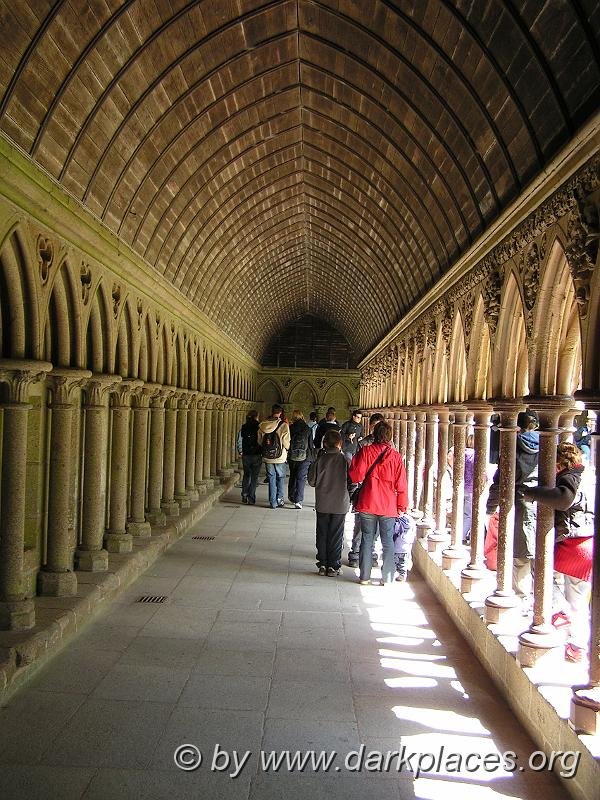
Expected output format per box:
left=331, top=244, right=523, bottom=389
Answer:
left=307, top=429, right=350, bottom=576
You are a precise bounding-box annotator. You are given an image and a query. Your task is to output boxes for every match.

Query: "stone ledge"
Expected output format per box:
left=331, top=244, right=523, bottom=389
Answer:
left=413, top=540, right=600, bottom=800
left=0, top=472, right=239, bottom=704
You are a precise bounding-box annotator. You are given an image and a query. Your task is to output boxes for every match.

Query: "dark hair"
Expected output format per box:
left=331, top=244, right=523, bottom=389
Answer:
left=309, top=411, right=317, bottom=421
left=370, top=412, right=384, bottom=425
left=373, top=420, right=393, bottom=443
left=325, top=410, right=336, bottom=421
left=352, top=410, right=362, bottom=417
left=323, top=429, right=342, bottom=449
left=327, top=406, right=335, bottom=414
left=271, top=404, right=283, bottom=415
left=247, top=410, right=259, bottom=421
left=517, top=410, right=538, bottom=430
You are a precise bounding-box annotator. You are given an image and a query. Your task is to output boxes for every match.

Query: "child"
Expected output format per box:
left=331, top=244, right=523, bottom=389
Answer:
left=307, top=429, right=350, bottom=576
left=393, top=512, right=416, bottom=581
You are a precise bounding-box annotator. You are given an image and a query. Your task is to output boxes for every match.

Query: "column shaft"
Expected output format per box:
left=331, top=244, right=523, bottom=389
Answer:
left=147, top=392, right=167, bottom=525
left=461, top=408, right=491, bottom=591
left=162, top=397, right=179, bottom=515
left=195, top=405, right=206, bottom=485
left=128, top=393, right=151, bottom=537
left=174, top=398, right=190, bottom=508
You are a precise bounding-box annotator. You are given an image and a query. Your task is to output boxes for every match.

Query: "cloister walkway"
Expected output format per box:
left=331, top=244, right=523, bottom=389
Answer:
left=0, top=486, right=565, bottom=800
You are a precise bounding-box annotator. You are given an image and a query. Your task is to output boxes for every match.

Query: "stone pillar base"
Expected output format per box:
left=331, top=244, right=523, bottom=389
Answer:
left=202, top=478, right=216, bottom=491
left=146, top=509, right=167, bottom=527
left=76, top=547, right=109, bottom=572
left=37, top=570, right=77, bottom=597
left=427, top=531, right=450, bottom=553
left=195, top=483, right=208, bottom=496
left=104, top=532, right=133, bottom=553
left=175, top=493, right=190, bottom=509
left=161, top=500, right=180, bottom=516
left=460, top=566, right=487, bottom=593
left=0, top=598, right=35, bottom=630
left=409, top=508, right=423, bottom=521
left=517, top=628, right=564, bottom=667
left=484, top=594, right=520, bottom=623
left=416, top=518, right=434, bottom=539
left=441, top=546, right=469, bottom=572
left=571, top=687, right=600, bottom=734
left=127, top=520, right=152, bottom=538
left=186, top=487, right=200, bottom=502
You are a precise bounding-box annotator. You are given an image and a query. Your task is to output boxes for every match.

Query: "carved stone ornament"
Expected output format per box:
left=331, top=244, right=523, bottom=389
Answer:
left=155, top=312, right=161, bottom=339
left=565, top=198, right=599, bottom=319
left=482, top=266, right=504, bottom=337
left=80, top=263, right=92, bottom=305
left=441, top=306, right=453, bottom=357
left=112, top=283, right=121, bottom=319
left=281, top=376, right=292, bottom=388
left=37, top=235, right=54, bottom=285
left=315, top=377, right=327, bottom=389
left=520, top=235, right=546, bottom=312
left=415, top=327, right=426, bottom=363
left=137, top=299, right=143, bottom=332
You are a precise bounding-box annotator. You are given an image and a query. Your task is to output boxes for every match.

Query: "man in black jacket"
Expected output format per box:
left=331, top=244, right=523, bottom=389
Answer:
left=340, top=410, right=364, bottom=464
left=238, top=410, right=262, bottom=505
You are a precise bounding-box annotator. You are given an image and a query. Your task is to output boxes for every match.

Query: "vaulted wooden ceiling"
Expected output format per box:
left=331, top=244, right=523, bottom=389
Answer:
left=1, top=0, right=599, bottom=360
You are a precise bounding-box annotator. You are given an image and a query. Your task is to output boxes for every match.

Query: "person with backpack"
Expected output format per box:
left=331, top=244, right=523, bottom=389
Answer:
left=287, top=410, right=316, bottom=509
left=258, top=404, right=291, bottom=509
left=237, top=410, right=262, bottom=505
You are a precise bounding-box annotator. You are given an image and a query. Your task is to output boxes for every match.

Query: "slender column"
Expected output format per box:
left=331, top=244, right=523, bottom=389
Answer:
left=174, top=393, right=191, bottom=509
left=558, top=406, right=579, bottom=443
left=442, top=409, right=470, bottom=571
left=485, top=404, right=522, bottom=623
left=162, top=393, right=180, bottom=516
left=185, top=391, right=199, bottom=501
left=194, top=396, right=207, bottom=491
left=38, top=368, right=91, bottom=596
left=398, top=411, right=407, bottom=460
left=405, top=409, right=416, bottom=506
left=0, top=360, right=53, bottom=629
left=127, top=385, right=153, bottom=538
left=571, top=398, right=600, bottom=733
left=204, top=399, right=215, bottom=482
left=461, top=405, right=492, bottom=593
left=213, top=400, right=223, bottom=477
left=220, top=401, right=231, bottom=472
left=412, top=410, right=426, bottom=514
left=77, top=375, right=121, bottom=571
left=105, top=380, right=141, bottom=553
left=428, top=408, right=451, bottom=552
left=518, top=400, right=573, bottom=665
left=146, top=387, right=170, bottom=526
left=417, top=409, right=438, bottom=538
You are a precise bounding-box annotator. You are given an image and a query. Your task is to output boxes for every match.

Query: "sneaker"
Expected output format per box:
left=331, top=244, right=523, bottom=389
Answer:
left=551, top=611, right=571, bottom=629
left=359, top=579, right=371, bottom=585
left=277, top=499, right=285, bottom=508
left=395, top=571, right=407, bottom=582
left=372, top=555, right=378, bottom=566
left=348, top=556, right=359, bottom=568
left=241, top=496, right=248, bottom=504
left=327, top=567, right=341, bottom=577
left=318, top=566, right=327, bottom=576
left=294, top=502, right=302, bottom=509
left=565, top=643, right=585, bottom=663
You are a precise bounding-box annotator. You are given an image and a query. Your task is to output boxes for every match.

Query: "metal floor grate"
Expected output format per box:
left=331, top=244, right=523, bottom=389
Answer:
left=137, top=595, right=168, bottom=603
left=192, top=535, right=215, bottom=540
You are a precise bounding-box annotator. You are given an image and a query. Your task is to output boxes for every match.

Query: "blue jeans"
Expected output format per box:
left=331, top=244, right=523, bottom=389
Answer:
left=359, top=513, right=396, bottom=583
left=242, top=455, right=262, bottom=503
left=288, top=459, right=310, bottom=503
left=265, top=462, right=286, bottom=508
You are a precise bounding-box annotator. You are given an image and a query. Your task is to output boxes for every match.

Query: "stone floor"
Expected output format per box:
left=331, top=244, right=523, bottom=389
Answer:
left=0, top=483, right=568, bottom=800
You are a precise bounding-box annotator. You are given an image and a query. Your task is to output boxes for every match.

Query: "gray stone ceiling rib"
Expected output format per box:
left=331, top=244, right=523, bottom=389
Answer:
left=0, top=0, right=598, bottom=360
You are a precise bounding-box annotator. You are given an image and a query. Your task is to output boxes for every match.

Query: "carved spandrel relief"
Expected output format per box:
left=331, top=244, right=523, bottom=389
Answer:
left=565, top=199, right=599, bottom=319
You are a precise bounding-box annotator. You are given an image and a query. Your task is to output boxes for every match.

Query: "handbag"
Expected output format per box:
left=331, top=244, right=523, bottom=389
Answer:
left=350, top=447, right=388, bottom=513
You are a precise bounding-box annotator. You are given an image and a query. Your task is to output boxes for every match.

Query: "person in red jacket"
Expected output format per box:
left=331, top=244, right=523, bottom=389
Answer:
left=348, top=421, right=408, bottom=586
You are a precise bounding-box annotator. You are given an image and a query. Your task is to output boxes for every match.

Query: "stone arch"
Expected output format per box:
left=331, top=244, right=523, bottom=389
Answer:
left=204, top=349, right=212, bottom=393
left=138, top=312, right=155, bottom=382
left=494, top=271, right=528, bottom=399
left=431, top=323, right=448, bottom=404
left=156, top=323, right=171, bottom=385
left=288, top=379, right=317, bottom=418
left=187, top=339, right=196, bottom=390
left=85, top=281, right=111, bottom=373
left=447, top=311, right=467, bottom=402
left=173, top=331, right=184, bottom=387
left=465, top=294, right=492, bottom=400
left=533, top=238, right=582, bottom=396
left=582, top=245, right=600, bottom=393
left=115, top=298, right=135, bottom=378
left=324, top=381, right=353, bottom=421
left=256, top=378, right=282, bottom=418
left=0, top=223, right=39, bottom=359
left=43, top=259, right=81, bottom=367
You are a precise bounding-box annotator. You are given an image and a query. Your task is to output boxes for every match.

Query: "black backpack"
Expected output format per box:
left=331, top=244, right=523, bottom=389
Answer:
left=261, top=420, right=284, bottom=459
left=241, top=422, right=260, bottom=456
left=289, top=425, right=309, bottom=461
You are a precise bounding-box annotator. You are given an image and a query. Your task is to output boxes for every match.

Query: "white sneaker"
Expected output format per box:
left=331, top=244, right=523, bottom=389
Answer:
left=294, top=502, right=302, bottom=509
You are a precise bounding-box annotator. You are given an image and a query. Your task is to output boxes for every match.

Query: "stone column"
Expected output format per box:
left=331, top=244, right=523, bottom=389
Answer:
left=146, top=387, right=171, bottom=526
left=185, top=391, right=199, bottom=501
left=405, top=409, right=416, bottom=507
left=417, top=409, right=438, bottom=538
left=442, top=408, right=470, bottom=571
left=428, top=408, right=451, bottom=553
left=461, top=405, right=492, bottom=593
left=213, top=400, right=223, bottom=477
left=220, top=401, right=231, bottom=473
left=38, top=368, right=91, bottom=596
left=161, top=393, right=180, bottom=516
left=558, top=405, right=580, bottom=443
left=204, top=398, right=216, bottom=484
left=570, top=398, right=600, bottom=734
left=127, top=385, right=153, bottom=538
left=77, top=375, right=121, bottom=571
left=0, top=360, right=53, bottom=629
left=194, top=395, right=207, bottom=492
left=412, top=410, right=426, bottom=515
left=105, top=380, right=141, bottom=553
left=173, top=393, right=191, bottom=510
left=518, top=399, right=571, bottom=666
left=484, top=404, right=522, bottom=623
left=397, top=411, right=407, bottom=460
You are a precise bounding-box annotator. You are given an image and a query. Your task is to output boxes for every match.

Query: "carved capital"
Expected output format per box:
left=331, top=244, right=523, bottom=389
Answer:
left=110, top=378, right=143, bottom=408
left=0, top=359, right=53, bottom=404
left=47, top=368, right=92, bottom=407
left=84, top=374, right=122, bottom=407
